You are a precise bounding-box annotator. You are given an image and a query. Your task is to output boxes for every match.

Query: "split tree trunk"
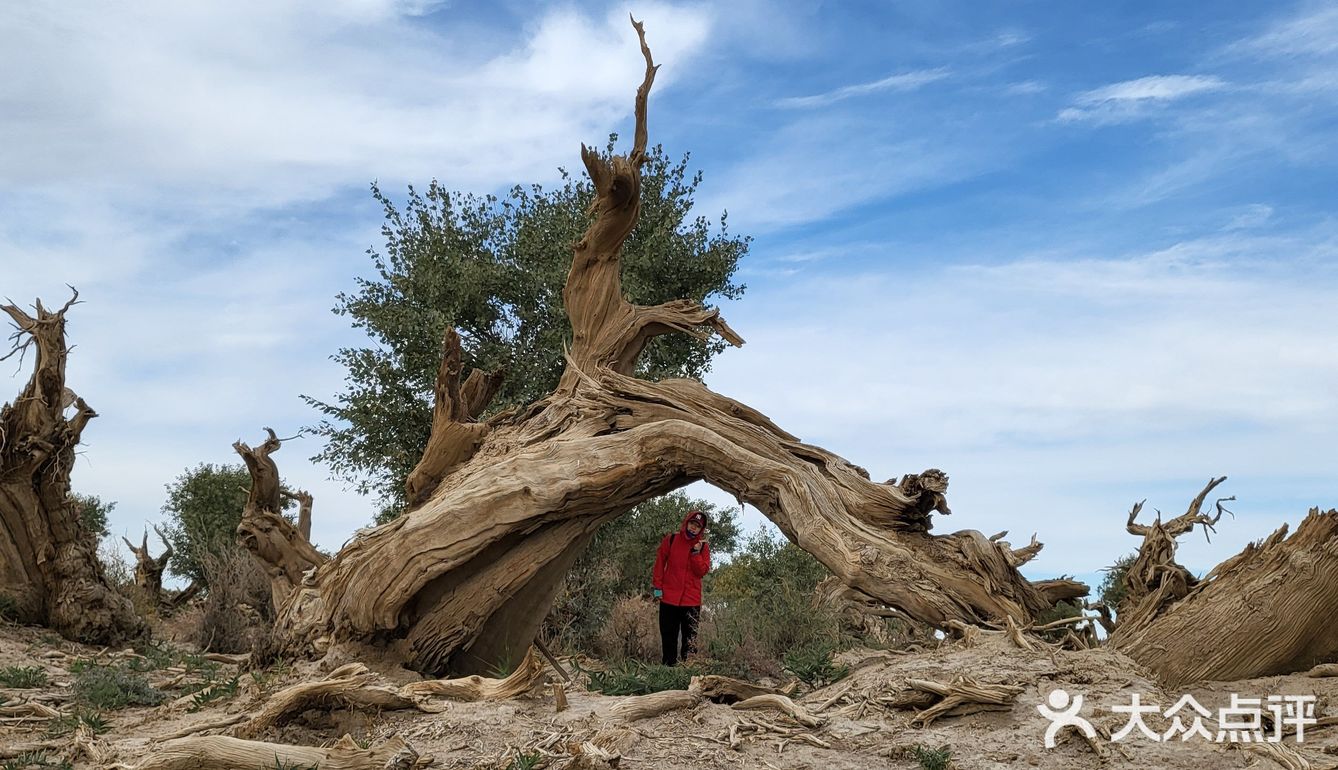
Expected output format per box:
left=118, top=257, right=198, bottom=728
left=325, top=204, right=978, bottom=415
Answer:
left=234, top=429, right=326, bottom=608
left=1108, top=478, right=1338, bottom=686
left=0, top=293, right=145, bottom=644
left=266, top=19, right=1073, bottom=676
left=122, top=525, right=173, bottom=603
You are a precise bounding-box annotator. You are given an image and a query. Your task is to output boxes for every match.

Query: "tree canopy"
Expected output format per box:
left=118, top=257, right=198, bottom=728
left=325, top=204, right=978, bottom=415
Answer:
left=304, top=140, right=747, bottom=518
left=70, top=493, right=114, bottom=540
left=160, top=463, right=291, bottom=585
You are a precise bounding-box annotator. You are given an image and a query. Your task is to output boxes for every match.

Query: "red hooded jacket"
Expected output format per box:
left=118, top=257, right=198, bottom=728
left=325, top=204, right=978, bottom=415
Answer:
left=652, top=510, right=712, bottom=607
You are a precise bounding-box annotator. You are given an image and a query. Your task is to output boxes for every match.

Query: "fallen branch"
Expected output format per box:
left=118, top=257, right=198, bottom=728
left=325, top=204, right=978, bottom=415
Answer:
left=902, top=677, right=1024, bottom=727
left=691, top=675, right=791, bottom=704
left=126, top=734, right=423, bottom=770
left=398, top=646, right=545, bottom=701
left=730, top=694, right=825, bottom=728
left=232, top=664, right=425, bottom=739
left=609, top=690, right=700, bottom=722
left=1304, top=663, right=1338, bottom=678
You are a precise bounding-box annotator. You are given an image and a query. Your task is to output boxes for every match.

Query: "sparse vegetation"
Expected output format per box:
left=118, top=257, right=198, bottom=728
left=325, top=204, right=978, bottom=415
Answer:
left=505, top=750, right=543, bottom=770
left=187, top=674, right=240, bottom=712
left=581, top=660, right=696, bottom=696
left=1100, top=552, right=1138, bottom=610
left=783, top=640, right=849, bottom=688
left=0, top=593, right=20, bottom=622
left=46, top=709, right=109, bottom=737
left=73, top=663, right=165, bottom=709
left=0, top=665, right=48, bottom=688
left=911, top=744, right=953, bottom=770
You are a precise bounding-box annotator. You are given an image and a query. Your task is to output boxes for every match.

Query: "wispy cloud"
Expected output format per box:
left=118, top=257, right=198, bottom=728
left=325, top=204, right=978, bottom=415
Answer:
left=775, top=68, right=948, bottom=109
left=1058, top=74, right=1226, bottom=123
left=1241, top=4, right=1338, bottom=58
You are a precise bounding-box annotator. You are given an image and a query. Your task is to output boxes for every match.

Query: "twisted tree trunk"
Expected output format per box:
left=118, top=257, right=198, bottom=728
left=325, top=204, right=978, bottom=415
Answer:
left=0, top=292, right=145, bottom=644
left=262, top=19, right=1071, bottom=676
left=234, top=429, right=326, bottom=608
left=1108, top=478, right=1338, bottom=686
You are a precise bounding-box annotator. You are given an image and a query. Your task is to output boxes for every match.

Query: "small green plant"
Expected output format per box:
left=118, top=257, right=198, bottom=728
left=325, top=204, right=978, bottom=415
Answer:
left=783, top=641, right=848, bottom=688
left=0, top=666, right=48, bottom=688
left=128, top=641, right=174, bottom=672
left=67, top=657, right=97, bottom=674
left=73, top=664, right=165, bottom=709
left=45, top=709, right=109, bottom=737
left=911, top=744, right=952, bottom=770
left=1, top=750, right=48, bottom=770
left=188, top=675, right=240, bottom=712
left=506, top=750, right=542, bottom=770
left=579, top=660, right=695, bottom=696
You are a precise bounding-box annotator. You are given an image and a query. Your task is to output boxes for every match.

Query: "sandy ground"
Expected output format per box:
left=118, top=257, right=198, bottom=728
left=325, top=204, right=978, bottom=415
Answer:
left=1, top=620, right=1335, bottom=769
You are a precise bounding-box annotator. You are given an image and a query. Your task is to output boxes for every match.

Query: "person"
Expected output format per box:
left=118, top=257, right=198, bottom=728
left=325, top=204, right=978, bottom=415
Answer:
left=651, top=509, right=711, bottom=666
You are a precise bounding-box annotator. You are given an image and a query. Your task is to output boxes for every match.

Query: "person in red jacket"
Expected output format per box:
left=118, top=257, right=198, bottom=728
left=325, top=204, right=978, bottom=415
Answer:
left=651, top=509, right=711, bottom=666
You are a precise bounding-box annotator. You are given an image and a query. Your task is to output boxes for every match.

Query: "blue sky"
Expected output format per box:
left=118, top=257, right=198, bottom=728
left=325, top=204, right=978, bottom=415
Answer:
left=3, top=1, right=1337, bottom=589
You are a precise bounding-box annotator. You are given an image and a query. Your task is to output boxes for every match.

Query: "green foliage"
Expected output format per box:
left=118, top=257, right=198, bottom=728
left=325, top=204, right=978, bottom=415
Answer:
left=69, top=493, right=114, bottom=540
left=129, top=641, right=174, bottom=672
left=702, top=528, right=848, bottom=678
left=0, top=665, right=48, bottom=688
left=45, top=709, right=108, bottom=737
left=1, top=750, right=73, bottom=770
left=187, top=675, right=240, bottom=712
left=911, top=744, right=953, bottom=770
left=581, top=660, right=695, bottom=696
left=0, top=594, right=18, bottom=621
left=73, top=664, right=165, bottom=709
left=783, top=640, right=849, bottom=688
left=304, top=140, right=748, bottom=516
left=1035, top=598, right=1084, bottom=626
left=160, top=463, right=292, bottom=584
left=548, top=492, right=740, bottom=652
left=506, top=751, right=543, bottom=770
left=271, top=760, right=319, bottom=770
left=1100, top=552, right=1138, bottom=610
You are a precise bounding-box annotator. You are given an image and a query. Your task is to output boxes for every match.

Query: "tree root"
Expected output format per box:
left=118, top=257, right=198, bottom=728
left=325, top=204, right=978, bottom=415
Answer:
left=126, top=734, right=426, bottom=770
left=690, top=675, right=792, bottom=703
left=1305, top=663, right=1338, bottom=678
left=232, top=663, right=426, bottom=739
left=398, top=646, right=546, bottom=700
left=895, top=677, right=1024, bottom=727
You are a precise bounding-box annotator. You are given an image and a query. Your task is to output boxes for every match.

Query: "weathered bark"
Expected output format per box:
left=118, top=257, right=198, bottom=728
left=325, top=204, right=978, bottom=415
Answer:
left=280, top=487, right=314, bottom=541
left=233, top=428, right=327, bottom=608
left=121, top=525, right=172, bottom=602
left=1112, top=505, right=1338, bottom=687
left=268, top=18, right=1079, bottom=676
left=0, top=292, right=144, bottom=644
left=130, top=734, right=420, bottom=770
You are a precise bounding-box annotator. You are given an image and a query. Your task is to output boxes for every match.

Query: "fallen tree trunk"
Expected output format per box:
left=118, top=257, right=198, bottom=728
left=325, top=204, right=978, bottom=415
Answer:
left=132, top=734, right=420, bottom=770
left=264, top=18, right=1078, bottom=676
left=0, top=292, right=144, bottom=645
left=1111, top=505, right=1338, bottom=687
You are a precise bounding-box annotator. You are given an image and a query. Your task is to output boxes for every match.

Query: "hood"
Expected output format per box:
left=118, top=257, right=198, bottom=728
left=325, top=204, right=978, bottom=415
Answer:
left=679, top=509, right=709, bottom=539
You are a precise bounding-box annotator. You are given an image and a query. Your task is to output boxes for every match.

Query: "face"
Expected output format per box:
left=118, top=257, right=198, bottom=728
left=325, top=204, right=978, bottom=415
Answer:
left=685, top=519, right=703, bottom=535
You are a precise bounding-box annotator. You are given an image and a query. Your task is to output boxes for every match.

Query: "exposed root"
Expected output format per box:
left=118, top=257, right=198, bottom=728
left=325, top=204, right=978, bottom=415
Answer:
left=232, top=663, right=426, bottom=739
left=1305, top=663, right=1338, bottom=678
left=398, top=646, right=546, bottom=701
left=690, top=675, right=792, bottom=703
left=896, top=677, right=1025, bottom=727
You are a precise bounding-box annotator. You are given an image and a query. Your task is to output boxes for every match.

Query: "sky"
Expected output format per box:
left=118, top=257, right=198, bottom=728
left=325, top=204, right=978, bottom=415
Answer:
left=4, top=1, right=1337, bottom=592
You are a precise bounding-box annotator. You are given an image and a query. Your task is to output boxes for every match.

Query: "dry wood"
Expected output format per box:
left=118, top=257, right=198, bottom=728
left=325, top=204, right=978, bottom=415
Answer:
left=902, top=677, right=1024, bottom=727
left=1305, top=663, right=1338, bottom=678
left=552, top=681, right=569, bottom=712
left=730, top=694, right=825, bottom=728
left=158, top=713, right=248, bottom=740
left=609, top=690, right=701, bottom=722
left=691, top=675, right=789, bottom=704
left=0, top=291, right=145, bottom=644
left=121, top=525, right=173, bottom=602
left=1112, top=505, right=1338, bottom=686
left=232, top=663, right=424, bottom=739
left=128, top=734, right=422, bottom=770
left=1236, top=741, right=1312, bottom=770
left=398, top=645, right=545, bottom=700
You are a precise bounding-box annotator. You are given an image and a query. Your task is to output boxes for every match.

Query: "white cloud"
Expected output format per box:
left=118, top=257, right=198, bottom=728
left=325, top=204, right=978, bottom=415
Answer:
left=774, top=68, right=949, bottom=109
left=1241, top=4, right=1338, bottom=58
left=702, top=235, right=1338, bottom=579
left=1058, top=74, right=1226, bottom=123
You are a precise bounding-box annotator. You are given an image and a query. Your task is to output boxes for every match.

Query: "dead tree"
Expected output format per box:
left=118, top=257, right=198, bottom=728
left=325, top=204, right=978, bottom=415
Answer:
left=1109, top=478, right=1338, bottom=686
left=233, top=428, right=326, bottom=608
left=247, top=19, right=1077, bottom=676
left=0, top=291, right=145, bottom=644
left=121, top=525, right=173, bottom=602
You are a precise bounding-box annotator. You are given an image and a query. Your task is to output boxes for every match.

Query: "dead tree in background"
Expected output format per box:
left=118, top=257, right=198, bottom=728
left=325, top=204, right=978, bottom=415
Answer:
left=0, top=292, right=144, bottom=644
left=249, top=19, right=1079, bottom=676
left=1109, top=477, right=1338, bottom=686
left=122, top=525, right=173, bottom=603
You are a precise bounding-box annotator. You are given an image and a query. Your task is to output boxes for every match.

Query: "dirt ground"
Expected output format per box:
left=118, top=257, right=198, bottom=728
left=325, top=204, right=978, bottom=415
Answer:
left=1, top=620, right=1335, bottom=769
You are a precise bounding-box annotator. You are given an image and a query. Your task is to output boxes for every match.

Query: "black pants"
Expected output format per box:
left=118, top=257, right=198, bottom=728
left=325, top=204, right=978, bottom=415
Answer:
left=658, top=602, right=700, bottom=666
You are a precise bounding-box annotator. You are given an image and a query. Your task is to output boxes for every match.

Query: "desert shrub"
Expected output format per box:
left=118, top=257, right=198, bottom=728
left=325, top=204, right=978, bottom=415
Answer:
left=1099, top=552, right=1138, bottom=610
left=783, top=640, right=849, bottom=688
left=582, top=660, right=696, bottom=696
left=594, top=595, right=661, bottom=662
left=190, top=545, right=273, bottom=653
left=911, top=744, right=952, bottom=770
left=73, top=664, right=164, bottom=709
left=0, top=666, right=48, bottom=688
left=699, top=528, right=849, bottom=678
left=45, top=709, right=109, bottom=737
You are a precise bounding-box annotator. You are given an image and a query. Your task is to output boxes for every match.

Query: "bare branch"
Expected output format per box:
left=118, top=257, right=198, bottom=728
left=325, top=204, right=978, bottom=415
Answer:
left=1125, top=500, right=1149, bottom=536
left=628, top=14, right=660, bottom=167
